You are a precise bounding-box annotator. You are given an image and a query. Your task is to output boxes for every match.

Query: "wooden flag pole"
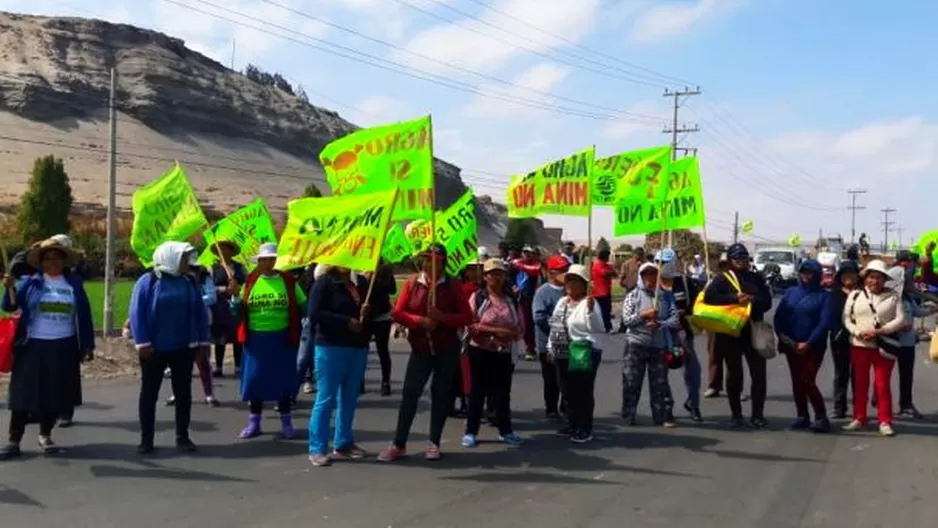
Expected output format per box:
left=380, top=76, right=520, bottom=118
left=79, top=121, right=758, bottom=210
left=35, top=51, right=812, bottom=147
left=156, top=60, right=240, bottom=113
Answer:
left=361, top=189, right=400, bottom=319
left=1, top=242, right=14, bottom=304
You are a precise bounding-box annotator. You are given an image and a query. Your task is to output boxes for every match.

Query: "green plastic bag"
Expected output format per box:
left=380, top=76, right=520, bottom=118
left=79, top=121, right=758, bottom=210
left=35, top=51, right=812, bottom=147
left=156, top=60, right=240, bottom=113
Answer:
left=568, top=339, right=593, bottom=372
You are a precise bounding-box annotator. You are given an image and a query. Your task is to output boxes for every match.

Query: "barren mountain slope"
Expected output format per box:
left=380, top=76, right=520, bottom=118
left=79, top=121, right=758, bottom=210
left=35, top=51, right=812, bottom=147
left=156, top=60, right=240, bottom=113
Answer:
left=0, top=11, right=546, bottom=247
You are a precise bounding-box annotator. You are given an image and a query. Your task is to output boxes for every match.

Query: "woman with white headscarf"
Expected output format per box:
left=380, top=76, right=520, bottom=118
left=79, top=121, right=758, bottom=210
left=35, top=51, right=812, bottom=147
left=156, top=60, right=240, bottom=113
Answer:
left=129, top=242, right=210, bottom=454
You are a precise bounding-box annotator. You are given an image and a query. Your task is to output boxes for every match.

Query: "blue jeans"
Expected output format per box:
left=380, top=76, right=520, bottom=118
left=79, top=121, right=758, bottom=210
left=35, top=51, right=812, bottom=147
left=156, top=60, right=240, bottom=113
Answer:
left=308, top=345, right=368, bottom=455
left=294, top=320, right=313, bottom=399
left=683, top=339, right=702, bottom=408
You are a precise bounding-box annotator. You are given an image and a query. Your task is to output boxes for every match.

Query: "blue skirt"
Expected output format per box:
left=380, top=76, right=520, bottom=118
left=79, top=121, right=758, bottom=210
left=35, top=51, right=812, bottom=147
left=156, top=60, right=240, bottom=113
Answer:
left=240, top=330, right=296, bottom=402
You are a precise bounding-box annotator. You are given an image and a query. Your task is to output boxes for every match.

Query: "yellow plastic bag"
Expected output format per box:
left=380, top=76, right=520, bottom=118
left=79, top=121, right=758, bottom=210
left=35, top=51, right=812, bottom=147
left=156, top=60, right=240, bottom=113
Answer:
left=690, top=272, right=752, bottom=337
left=929, top=331, right=938, bottom=363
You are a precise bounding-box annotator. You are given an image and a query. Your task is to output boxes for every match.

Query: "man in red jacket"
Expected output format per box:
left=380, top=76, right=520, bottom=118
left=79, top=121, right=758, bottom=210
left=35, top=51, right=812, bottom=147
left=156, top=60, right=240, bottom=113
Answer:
left=378, top=244, right=473, bottom=462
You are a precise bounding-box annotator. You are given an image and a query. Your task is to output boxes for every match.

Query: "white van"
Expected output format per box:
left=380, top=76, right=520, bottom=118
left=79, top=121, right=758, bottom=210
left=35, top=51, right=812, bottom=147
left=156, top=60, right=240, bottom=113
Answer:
left=754, top=247, right=799, bottom=290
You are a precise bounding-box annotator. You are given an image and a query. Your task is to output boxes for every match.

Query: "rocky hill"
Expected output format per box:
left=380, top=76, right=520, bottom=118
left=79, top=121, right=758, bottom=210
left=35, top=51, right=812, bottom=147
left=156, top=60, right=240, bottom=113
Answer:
left=0, top=11, right=546, bottom=247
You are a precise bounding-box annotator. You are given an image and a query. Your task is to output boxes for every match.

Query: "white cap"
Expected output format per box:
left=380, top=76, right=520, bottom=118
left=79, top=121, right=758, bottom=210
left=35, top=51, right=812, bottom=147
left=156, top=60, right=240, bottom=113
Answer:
left=565, top=264, right=589, bottom=283
left=477, top=246, right=491, bottom=260
left=50, top=234, right=73, bottom=248
left=254, top=242, right=278, bottom=261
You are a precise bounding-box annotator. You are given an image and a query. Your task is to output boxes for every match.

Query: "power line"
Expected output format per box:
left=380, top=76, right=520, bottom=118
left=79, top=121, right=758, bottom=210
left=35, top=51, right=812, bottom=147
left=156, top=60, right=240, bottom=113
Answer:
left=250, top=0, right=668, bottom=122
left=158, top=0, right=663, bottom=124
left=881, top=207, right=896, bottom=253
left=662, top=87, right=701, bottom=159
left=847, top=188, right=867, bottom=244
left=459, top=0, right=695, bottom=86
left=389, top=0, right=672, bottom=88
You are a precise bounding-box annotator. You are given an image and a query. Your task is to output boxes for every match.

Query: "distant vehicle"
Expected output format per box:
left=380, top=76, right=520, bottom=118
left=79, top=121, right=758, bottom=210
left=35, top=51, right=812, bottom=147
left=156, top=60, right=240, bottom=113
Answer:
left=754, top=247, right=799, bottom=291
left=816, top=251, right=841, bottom=289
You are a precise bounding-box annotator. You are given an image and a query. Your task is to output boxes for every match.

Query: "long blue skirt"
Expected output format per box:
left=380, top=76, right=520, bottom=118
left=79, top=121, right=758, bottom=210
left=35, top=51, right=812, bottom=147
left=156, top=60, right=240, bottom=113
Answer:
left=240, top=330, right=296, bottom=402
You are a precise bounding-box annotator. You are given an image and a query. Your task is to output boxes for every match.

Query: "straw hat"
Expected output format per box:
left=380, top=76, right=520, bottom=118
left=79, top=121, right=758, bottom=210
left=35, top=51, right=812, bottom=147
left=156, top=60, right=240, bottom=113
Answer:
left=26, top=238, right=78, bottom=270
left=482, top=258, right=507, bottom=274
left=209, top=239, right=241, bottom=257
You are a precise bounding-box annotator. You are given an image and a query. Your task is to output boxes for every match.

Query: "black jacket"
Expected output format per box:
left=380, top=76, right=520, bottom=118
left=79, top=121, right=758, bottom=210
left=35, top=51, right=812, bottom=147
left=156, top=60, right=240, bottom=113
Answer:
left=703, top=269, right=772, bottom=323
left=369, top=265, right=397, bottom=318
left=307, top=273, right=371, bottom=348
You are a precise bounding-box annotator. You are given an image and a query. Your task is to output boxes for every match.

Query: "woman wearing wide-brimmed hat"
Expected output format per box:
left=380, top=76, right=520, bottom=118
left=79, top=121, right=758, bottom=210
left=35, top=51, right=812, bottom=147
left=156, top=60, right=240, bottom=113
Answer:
left=209, top=239, right=247, bottom=377
left=841, top=259, right=906, bottom=436
left=1, top=237, right=94, bottom=459
left=231, top=243, right=306, bottom=440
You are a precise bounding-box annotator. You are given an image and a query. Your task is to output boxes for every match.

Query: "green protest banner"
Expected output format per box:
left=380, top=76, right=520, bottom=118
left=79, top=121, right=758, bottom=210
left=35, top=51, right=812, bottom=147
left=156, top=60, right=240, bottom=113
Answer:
left=199, top=197, right=277, bottom=270
left=405, top=219, right=433, bottom=255
left=659, top=156, right=705, bottom=231
left=275, top=190, right=397, bottom=272
left=434, top=189, right=477, bottom=276
left=130, top=163, right=208, bottom=267
left=320, top=115, right=434, bottom=222
left=506, top=147, right=594, bottom=217
left=381, top=223, right=414, bottom=264
left=593, top=147, right=670, bottom=207
left=613, top=146, right=672, bottom=236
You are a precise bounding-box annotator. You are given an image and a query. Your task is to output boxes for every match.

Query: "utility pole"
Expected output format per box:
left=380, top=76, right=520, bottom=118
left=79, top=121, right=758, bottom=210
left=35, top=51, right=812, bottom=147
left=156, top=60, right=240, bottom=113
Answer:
left=103, top=67, right=118, bottom=336
left=896, top=226, right=904, bottom=249
left=847, top=188, right=867, bottom=244
left=733, top=211, right=740, bottom=243
left=881, top=208, right=896, bottom=253
left=662, top=87, right=701, bottom=160
left=662, top=87, right=700, bottom=246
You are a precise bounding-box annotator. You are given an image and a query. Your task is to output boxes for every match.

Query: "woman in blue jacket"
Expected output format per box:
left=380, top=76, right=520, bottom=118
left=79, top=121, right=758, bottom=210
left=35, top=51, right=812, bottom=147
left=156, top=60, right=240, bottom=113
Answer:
left=0, top=238, right=94, bottom=459
left=129, top=242, right=211, bottom=455
left=773, top=259, right=832, bottom=432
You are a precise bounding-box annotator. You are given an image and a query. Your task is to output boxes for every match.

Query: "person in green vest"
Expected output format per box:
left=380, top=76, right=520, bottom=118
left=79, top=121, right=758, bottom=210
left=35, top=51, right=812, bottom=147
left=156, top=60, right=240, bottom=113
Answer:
left=231, top=243, right=306, bottom=440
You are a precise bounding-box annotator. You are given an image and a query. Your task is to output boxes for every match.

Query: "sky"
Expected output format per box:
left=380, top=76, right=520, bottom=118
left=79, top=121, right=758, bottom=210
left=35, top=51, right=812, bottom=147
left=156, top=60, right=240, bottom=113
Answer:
left=2, top=0, right=937, bottom=248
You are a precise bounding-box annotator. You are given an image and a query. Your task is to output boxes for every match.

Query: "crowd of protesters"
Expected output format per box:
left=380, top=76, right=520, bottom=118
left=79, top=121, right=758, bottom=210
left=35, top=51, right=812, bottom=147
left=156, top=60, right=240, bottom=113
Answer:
left=1, top=235, right=935, bottom=463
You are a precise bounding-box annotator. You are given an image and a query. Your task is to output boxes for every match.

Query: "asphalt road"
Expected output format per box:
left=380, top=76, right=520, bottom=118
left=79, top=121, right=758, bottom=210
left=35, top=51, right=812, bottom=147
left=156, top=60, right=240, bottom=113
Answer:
left=2, top=327, right=938, bottom=528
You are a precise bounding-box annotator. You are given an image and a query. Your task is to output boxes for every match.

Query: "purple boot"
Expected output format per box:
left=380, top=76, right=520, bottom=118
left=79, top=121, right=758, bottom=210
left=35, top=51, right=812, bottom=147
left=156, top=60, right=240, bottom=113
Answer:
left=239, top=414, right=262, bottom=439
left=279, top=414, right=298, bottom=439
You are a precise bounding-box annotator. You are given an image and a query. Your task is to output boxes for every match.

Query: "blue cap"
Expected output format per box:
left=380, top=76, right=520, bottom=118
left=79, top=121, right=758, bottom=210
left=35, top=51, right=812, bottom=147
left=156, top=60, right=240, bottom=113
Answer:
left=655, top=248, right=676, bottom=263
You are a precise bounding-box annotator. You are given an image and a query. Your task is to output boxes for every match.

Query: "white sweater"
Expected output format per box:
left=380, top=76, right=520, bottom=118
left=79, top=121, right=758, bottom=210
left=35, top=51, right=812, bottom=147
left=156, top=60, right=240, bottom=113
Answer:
left=842, top=288, right=906, bottom=348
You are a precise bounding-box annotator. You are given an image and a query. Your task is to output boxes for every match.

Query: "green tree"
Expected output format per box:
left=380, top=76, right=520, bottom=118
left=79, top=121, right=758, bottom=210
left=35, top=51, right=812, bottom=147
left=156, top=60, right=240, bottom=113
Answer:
left=18, top=155, right=73, bottom=242
left=303, top=183, right=323, bottom=198
left=504, top=218, right=538, bottom=247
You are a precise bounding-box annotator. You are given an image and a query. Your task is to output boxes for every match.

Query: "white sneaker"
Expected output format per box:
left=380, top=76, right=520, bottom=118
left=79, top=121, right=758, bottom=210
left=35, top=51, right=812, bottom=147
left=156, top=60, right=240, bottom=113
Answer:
left=879, top=423, right=896, bottom=437
left=841, top=419, right=864, bottom=431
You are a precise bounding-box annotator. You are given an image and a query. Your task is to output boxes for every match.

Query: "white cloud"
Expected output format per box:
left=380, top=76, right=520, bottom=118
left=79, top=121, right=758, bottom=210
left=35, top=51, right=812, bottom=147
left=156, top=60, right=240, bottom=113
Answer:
left=395, top=0, right=601, bottom=73
left=630, top=0, right=747, bottom=43
left=600, top=100, right=667, bottom=142
left=463, top=62, right=570, bottom=119
left=353, top=95, right=413, bottom=125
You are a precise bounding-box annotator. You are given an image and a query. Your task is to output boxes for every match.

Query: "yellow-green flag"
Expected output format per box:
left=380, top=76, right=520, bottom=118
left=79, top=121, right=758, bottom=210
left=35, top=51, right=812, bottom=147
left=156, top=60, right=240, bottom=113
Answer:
left=742, top=220, right=754, bottom=234
left=276, top=190, right=397, bottom=272
left=405, top=219, right=433, bottom=255
left=505, top=147, right=594, bottom=218
left=506, top=174, right=537, bottom=219
left=612, top=145, right=672, bottom=236
left=381, top=223, right=414, bottom=264
left=789, top=234, right=801, bottom=247
left=662, top=156, right=705, bottom=231
left=593, top=147, right=670, bottom=207
left=130, top=163, right=208, bottom=267
left=435, top=189, right=478, bottom=276
left=199, top=198, right=277, bottom=270
left=320, top=116, right=433, bottom=222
